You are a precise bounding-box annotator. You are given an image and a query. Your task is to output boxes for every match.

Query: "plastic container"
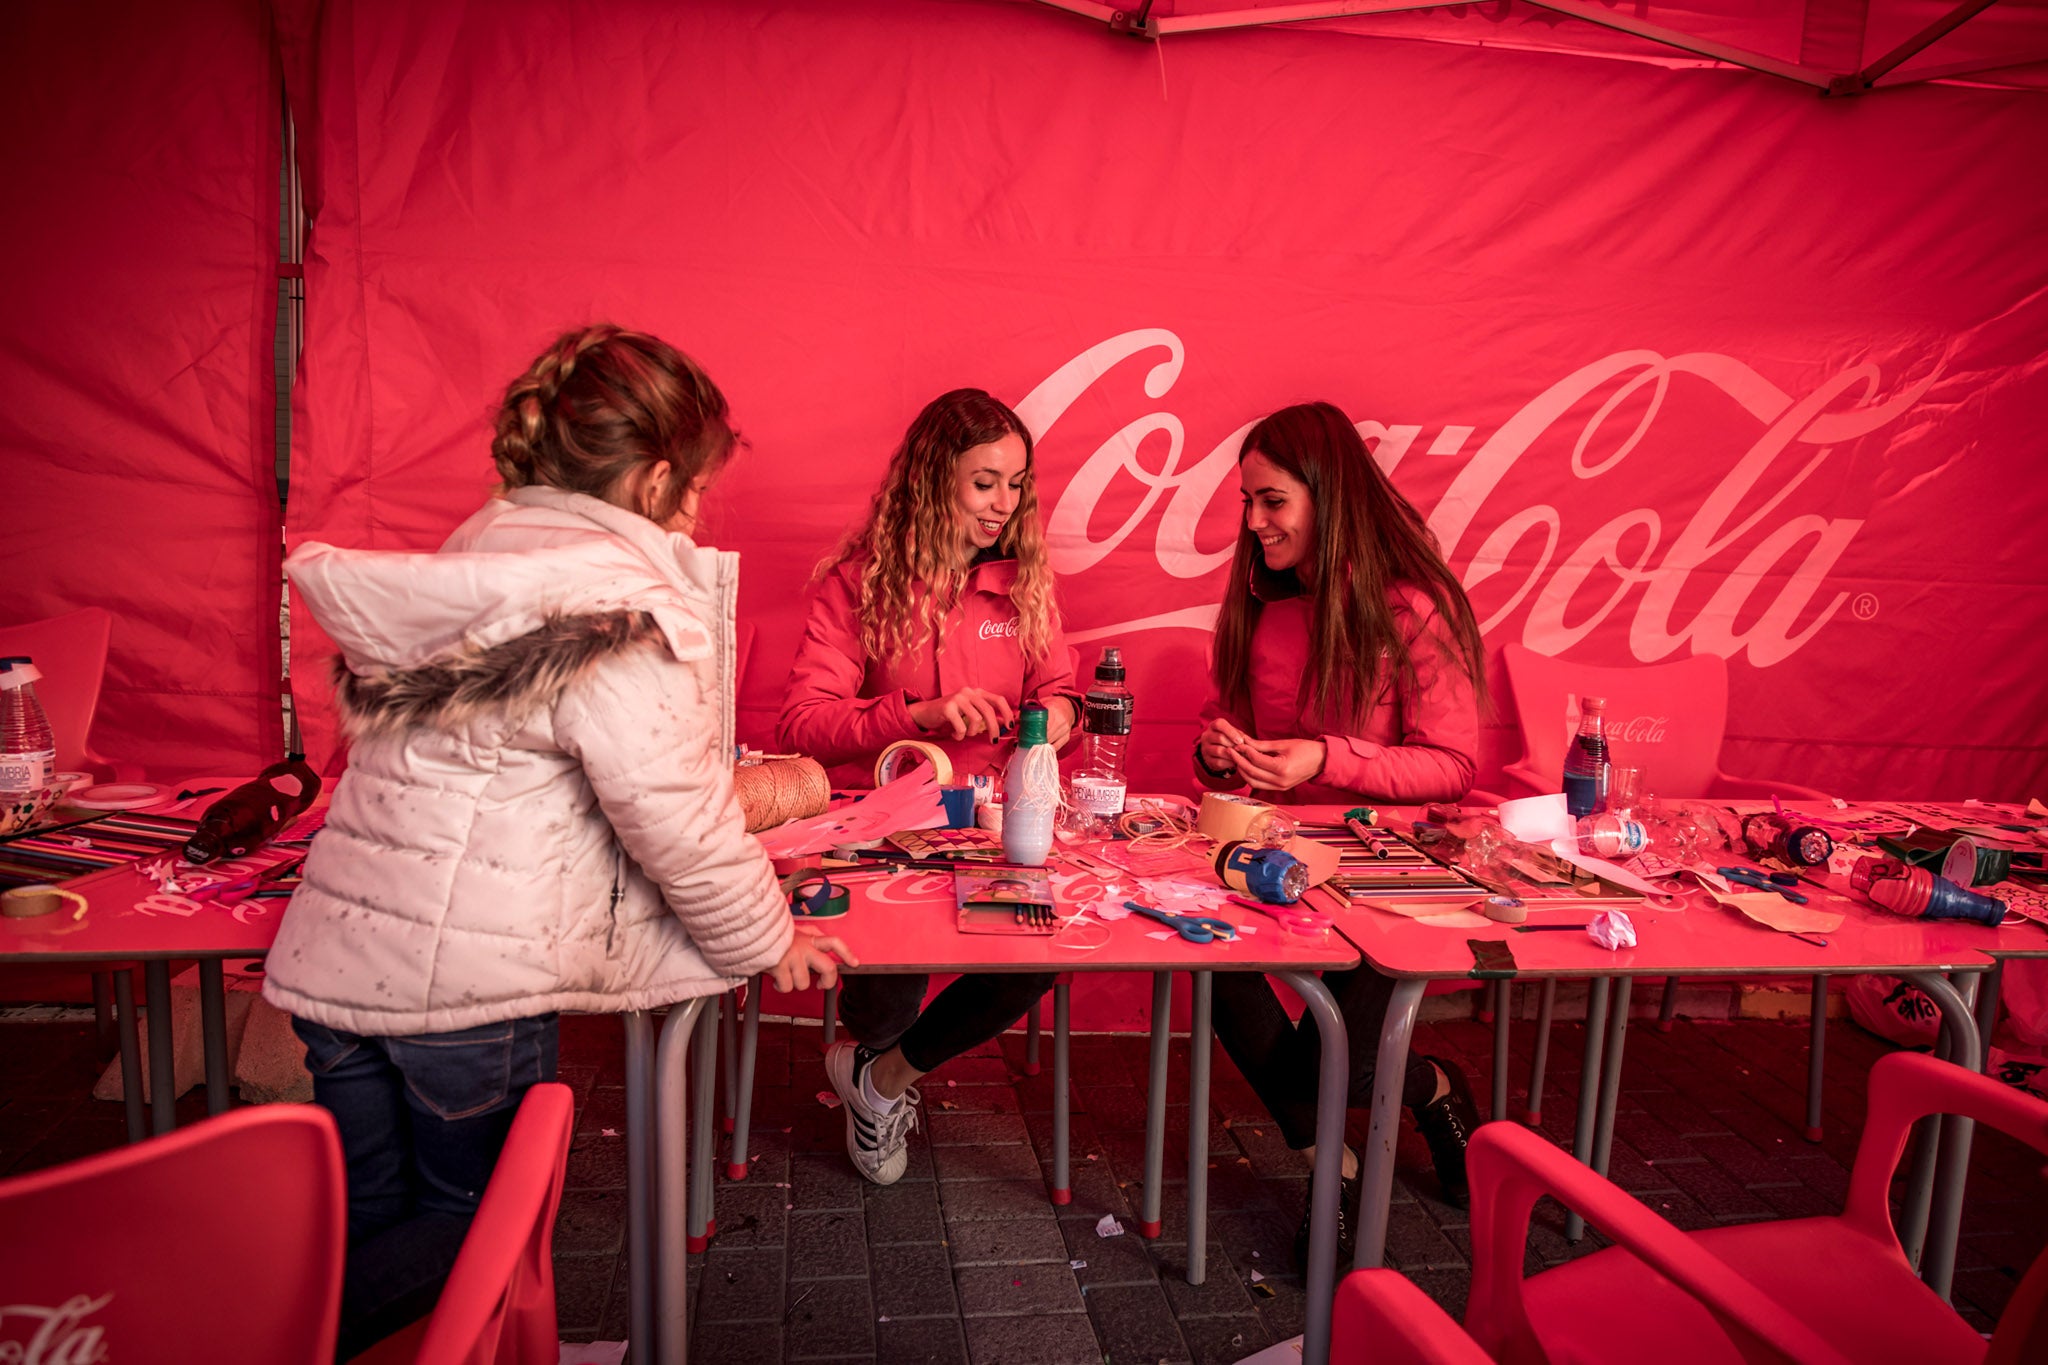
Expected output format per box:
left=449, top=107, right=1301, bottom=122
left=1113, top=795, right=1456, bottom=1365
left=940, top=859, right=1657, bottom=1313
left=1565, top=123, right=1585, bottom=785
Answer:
left=1001, top=703, right=1057, bottom=866
left=1576, top=812, right=1651, bottom=859
left=0, top=657, right=58, bottom=834
left=1561, top=695, right=1609, bottom=818
left=1069, top=646, right=1134, bottom=836
left=184, top=756, right=323, bottom=864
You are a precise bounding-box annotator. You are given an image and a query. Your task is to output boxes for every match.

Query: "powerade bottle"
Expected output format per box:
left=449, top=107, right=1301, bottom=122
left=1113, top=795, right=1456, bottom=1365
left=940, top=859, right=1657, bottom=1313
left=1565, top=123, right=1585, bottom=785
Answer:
left=1069, top=645, right=1133, bottom=836
left=1002, top=702, right=1057, bottom=866
left=1561, top=696, right=1609, bottom=819
left=184, top=755, right=322, bottom=864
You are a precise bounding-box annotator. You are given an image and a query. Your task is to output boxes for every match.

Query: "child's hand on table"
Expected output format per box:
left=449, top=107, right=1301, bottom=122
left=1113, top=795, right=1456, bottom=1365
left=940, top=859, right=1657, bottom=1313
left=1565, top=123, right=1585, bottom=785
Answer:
left=769, top=928, right=855, bottom=992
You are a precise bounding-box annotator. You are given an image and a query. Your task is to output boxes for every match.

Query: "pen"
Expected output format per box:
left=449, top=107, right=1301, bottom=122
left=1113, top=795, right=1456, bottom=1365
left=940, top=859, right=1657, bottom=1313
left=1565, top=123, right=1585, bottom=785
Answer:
left=1514, top=923, right=1595, bottom=933
left=1787, top=933, right=1830, bottom=948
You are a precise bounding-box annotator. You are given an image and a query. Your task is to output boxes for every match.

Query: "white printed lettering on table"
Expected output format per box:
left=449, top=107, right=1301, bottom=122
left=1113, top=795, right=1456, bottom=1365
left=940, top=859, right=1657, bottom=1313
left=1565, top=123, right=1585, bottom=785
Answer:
left=0, top=1292, right=113, bottom=1365
left=1019, top=329, right=1938, bottom=666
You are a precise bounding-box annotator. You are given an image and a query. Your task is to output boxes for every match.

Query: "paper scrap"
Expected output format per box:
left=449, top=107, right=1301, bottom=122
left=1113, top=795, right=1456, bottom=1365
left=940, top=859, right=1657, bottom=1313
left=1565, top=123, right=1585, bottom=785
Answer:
left=600, top=1127, right=620, bottom=1137
left=816, top=1091, right=843, bottom=1109
left=1588, top=909, right=1637, bottom=950
left=1096, top=1214, right=1125, bottom=1238
left=1146, top=930, right=1176, bottom=941
left=1249, top=1268, right=1266, bottom=1283
left=1070, top=1259, right=1088, bottom=1270
left=1711, top=889, right=1845, bottom=935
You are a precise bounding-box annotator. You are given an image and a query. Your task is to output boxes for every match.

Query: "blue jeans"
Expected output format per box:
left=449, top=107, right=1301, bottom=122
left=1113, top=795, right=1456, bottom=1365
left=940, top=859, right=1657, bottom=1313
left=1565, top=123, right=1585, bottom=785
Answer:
left=294, top=1013, right=559, bottom=1358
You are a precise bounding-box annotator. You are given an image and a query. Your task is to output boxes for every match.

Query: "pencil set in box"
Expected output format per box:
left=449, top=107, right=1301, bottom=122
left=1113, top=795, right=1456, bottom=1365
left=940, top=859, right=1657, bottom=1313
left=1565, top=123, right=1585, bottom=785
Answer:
left=953, top=864, right=1058, bottom=935
left=1293, top=823, right=1489, bottom=900
left=0, top=812, right=200, bottom=891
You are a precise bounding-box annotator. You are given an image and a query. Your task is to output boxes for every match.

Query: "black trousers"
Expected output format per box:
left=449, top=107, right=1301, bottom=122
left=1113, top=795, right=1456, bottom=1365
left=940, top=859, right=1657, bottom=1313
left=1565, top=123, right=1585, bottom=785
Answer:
left=837, top=971, right=1059, bottom=1074
left=1210, top=965, right=1437, bottom=1149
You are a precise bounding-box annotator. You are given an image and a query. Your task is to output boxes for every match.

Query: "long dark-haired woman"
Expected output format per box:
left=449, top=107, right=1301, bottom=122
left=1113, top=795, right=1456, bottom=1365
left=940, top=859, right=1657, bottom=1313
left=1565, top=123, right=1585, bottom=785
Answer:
left=1194, top=400, right=1486, bottom=1264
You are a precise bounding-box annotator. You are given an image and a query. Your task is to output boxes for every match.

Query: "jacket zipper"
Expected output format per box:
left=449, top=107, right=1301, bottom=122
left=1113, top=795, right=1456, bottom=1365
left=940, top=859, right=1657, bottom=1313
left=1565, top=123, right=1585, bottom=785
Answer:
left=606, top=846, right=624, bottom=954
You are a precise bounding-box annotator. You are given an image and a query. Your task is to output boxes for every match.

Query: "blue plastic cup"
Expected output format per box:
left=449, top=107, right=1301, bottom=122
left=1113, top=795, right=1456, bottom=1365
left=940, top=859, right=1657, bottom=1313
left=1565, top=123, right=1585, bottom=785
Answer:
left=940, top=785, right=976, bottom=829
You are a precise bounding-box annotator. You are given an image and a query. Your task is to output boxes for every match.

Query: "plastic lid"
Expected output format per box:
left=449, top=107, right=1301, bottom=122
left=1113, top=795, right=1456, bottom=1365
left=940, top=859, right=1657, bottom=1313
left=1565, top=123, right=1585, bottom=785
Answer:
left=0, top=657, right=41, bottom=689
left=1017, top=702, right=1049, bottom=747
left=1580, top=696, right=1607, bottom=711
left=1094, top=646, right=1126, bottom=682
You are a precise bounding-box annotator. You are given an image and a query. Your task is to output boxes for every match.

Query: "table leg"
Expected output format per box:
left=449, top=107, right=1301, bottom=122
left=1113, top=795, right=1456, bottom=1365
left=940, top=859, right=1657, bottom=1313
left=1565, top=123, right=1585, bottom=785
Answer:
left=1492, top=980, right=1512, bottom=1122
left=1186, top=971, right=1213, bottom=1285
left=1025, top=997, right=1043, bottom=1077
left=1275, top=971, right=1347, bottom=1365
left=199, top=959, right=229, bottom=1115
left=1525, top=978, right=1557, bottom=1126
left=1972, top=962, right=2003, bottom=1076
left=1564, top=978, right=1612, bottom=1243
left=1589, top=977, right=1632, bottom=1181
left=1909, top=971, right=1983, bottom=1302
left=654, top=997, right=709, bottom=1365
left=727, top=977, right=762, bottom=1180
left=688, top=1001, right=719, bottom=1252
left=92, top=971, right=114, bottom=1048
left=1139, top=971, right=1172, bottom=1239
left=719, top=992, right=738, bottom=1135
left=1050, top=979, right=1071, bottom=1205
left=112, top=969, right=144, bottom=1143
left=822, top=983, right=838, bottom=1048
left=1805, top=974, right=1828, bottom=1142
left=1658, top=975, right=1680, bottom=1032
left=1356, top=977, right=1426, bottom=1271
left=144, top=960, right=176, bottom=1133
left=625, top=1011, right=655, bottom=1365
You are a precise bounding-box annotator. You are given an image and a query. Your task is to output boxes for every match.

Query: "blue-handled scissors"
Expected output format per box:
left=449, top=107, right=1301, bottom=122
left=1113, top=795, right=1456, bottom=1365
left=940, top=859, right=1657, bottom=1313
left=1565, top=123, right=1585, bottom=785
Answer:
left=1715, top=867, right=1810, bottom=905
left=1124, top=901, right=1238, bottom=943
left=1225, top=894, right=1331, bottom=937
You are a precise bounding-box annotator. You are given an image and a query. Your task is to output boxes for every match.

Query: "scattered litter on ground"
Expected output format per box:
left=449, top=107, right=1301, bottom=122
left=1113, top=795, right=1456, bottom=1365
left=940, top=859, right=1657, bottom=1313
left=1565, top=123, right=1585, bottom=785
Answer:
left=816, top=1091, right=842, bottom=1109
left=600, top=1128, right=620, bottom=1137
left=1069, top=1258, right=1087, bottom=1270
left=1096, top=1214, right=1125, bottom=1237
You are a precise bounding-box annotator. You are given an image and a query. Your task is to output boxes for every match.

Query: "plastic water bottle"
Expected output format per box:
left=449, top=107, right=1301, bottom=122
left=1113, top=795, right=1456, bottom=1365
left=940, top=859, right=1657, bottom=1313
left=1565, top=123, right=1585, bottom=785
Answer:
left=1069, top=646, right=1134, bottom=836
left=1576, top=812, right=1651, bottom=859
left=1002, top=702, right=1057, bottom=866
left=0, top=657, right=58, bottom=832
left=184, top=755, right=322, bottom=864
left=1561, top=695, right=1609, bottom=818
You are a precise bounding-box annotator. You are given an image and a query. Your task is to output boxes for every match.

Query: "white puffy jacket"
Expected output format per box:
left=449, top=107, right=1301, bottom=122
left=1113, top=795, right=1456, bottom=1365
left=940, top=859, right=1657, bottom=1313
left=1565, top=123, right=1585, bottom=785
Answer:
left=262, top=487, right=793, bottom=1036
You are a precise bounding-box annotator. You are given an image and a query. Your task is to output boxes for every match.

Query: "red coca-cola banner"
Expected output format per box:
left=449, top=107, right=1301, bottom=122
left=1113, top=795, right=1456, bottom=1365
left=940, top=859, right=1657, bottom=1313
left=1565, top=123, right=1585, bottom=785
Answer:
left=279, top=0, right=2048, bottom=806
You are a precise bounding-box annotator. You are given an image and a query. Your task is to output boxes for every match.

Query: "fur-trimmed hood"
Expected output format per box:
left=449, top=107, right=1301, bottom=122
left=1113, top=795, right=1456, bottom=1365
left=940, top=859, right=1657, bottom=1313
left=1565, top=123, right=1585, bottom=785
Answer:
left=288, top=486, right=741, bottom=754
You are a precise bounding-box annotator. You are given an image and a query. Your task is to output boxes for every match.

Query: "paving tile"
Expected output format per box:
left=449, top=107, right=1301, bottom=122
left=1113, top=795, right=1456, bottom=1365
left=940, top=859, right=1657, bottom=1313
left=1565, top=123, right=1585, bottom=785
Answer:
left=876, top=1314, right=970, bottom=1365
left=562, top=1131, right=630, bottom=1189
left=1045, top=1158, right=1131, bottom=1219
left=550, top=1252, right=616, bottom=1333
left=946, top=1217, right=1070, bottom=1266
left=1154, top=1245, right=1257, bottom=1318
left=791, top=1152, right=865, bottom=1210
left=930, top=1084, right=1024, bottom=1115
left=1660, top=1156, right=1778, bottom=1221
left=929, top=1110, right=1032, bottom=1147
left=1383, top=1200, right=1466, bottom=1270
left=865, top=1179, right=947, bottom=1244
left=1084, top=1282, right=1192, bottom=1364
left=1212, top=1210, right=1296, bottom=1269
left=1249, top=1273, right=1308, bottom=1342
left=575, top=1085, right=627, bottom=1135
left=698, top=1245, right=786, bottom=1323
left=938, top=1178, right=1060, bottom=1221
left=1690, top=1131, right=1803, bottom=1186
left=1059, top=1213, right=1159, bottom=1287
left=936, top=1143, right=1045, bottom=1183
left=874, top=1241, right=963, bottom=1319
left=707, top=1182, right=793, bottom=1248
left=685, top=1318, right=782, bottom=1362
left=963, top=1312, right=1104, bottom=1364
left=955, top=1262, right=1086, bottom=1317
left=785, top=1275, right=876, bottom=1358
left=552, top=1188, right=628, bottom=1257
left=787, top=1208, right=867, bottom=1280
left=1178, top=1313, right=1274, bottom=1365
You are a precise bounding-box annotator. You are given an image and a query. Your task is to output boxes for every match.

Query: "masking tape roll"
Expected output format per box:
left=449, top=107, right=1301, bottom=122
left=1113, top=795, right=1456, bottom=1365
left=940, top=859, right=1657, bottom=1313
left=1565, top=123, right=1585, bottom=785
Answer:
left=2, top=884, right=88, bottom=920
left=875, top=739, right=954, bottom=788
left=1196, top=791, right=1288, bottom=845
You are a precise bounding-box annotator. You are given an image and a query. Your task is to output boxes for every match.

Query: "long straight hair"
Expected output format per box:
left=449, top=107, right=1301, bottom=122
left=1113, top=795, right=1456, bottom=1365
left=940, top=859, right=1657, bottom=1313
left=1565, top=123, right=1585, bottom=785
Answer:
left=821, top=389, right=1058, bottom=665
left=1212, top=401, right=1486, bottom=728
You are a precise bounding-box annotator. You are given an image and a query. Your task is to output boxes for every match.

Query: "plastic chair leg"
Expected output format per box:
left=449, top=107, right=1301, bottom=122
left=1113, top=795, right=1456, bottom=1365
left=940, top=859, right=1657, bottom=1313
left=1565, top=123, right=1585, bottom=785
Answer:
left=1493, top=980, right=1512, bottom=1123
left=1564, top=979, right=1611, bottom=1242
left=822, top=983, right=838, bottom=1049
left=719, top=992, right=738, bottom=1134
left=686, top=1004, right=718, bottom=1253
left=1524, top=979, right=1556, bottom=1126
left=1658, top=975, right=1681, bottom=1032
left=1049, top=980, right=1071, bottom=1205
left=1806, top=975, right=1827, bottom=1142
left=1024, top=997, right=1042, bottom=1077
left=727, top=978, right=762, bottom=1180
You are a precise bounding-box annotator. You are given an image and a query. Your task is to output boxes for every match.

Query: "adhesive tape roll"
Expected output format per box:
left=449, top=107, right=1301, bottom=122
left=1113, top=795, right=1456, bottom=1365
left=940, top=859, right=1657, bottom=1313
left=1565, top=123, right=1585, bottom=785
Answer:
left=2, top=884, right=87, bottom=919
left=874, top=739, right=953, bottom=787
left=1196, top=792, right=1287, bottom=845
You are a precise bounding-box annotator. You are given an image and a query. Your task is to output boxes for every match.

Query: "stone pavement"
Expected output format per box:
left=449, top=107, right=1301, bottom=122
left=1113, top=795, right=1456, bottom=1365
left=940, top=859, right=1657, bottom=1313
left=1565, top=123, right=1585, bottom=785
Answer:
left=2, top=999, right=2043, bottom=1363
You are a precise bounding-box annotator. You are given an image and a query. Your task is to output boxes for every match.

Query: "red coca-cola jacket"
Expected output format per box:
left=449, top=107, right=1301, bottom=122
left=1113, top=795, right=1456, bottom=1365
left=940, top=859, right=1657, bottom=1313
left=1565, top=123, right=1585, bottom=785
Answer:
left=1197, top=581, right=1478, bottom=804
left=777, top=554, right=1078, bottom=788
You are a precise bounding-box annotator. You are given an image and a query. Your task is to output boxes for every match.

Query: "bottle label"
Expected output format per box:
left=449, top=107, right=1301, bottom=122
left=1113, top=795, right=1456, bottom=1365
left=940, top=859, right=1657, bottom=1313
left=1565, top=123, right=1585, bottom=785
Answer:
left=0, top=748, right=56, bottom=793
left=1071, top=776, right=1127, bottom=817
left=1083, top=691, right=1133, bottom=736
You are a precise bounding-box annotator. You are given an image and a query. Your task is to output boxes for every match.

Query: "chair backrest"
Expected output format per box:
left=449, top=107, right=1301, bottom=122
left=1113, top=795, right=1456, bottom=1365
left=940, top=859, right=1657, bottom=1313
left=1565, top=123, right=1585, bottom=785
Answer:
left=0, top=1103, right=345, bottom=1365
left=1988, top=1240, right=2048, bottom=1365
left=1334, top=1268, right=1495, bottom=1363
left=411, top=1082, right=576, bottom=1365
left=0, top=606, right=114, bottom=774
left=1499, top=642, right=1729, bottom=800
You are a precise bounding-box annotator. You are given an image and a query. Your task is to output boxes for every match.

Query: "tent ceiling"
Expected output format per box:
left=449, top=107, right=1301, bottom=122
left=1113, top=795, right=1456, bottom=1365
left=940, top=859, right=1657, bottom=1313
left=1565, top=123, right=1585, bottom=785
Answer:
left=1024, top=0, right=2048, bottom=92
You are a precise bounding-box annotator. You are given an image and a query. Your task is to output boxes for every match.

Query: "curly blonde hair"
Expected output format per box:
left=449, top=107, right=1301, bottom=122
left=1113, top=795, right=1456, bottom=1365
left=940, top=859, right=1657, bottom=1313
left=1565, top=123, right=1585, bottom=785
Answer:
left=823, top=389, right=1058, bottom=666
left=490, top=324, right=734, bottom=523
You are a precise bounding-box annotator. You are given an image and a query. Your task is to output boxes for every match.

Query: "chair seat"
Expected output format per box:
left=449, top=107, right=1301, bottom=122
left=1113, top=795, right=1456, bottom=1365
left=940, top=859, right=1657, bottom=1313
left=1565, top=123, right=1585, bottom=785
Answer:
left=1525, top=1219, right=1985, bottom=1364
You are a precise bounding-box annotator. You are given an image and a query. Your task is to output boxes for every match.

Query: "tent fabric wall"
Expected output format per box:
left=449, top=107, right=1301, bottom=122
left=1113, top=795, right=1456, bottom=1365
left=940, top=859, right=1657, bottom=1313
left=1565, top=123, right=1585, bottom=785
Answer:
left=0, top=1, right=284, bottom=776
left=279, top=0, right=2048, bottom=806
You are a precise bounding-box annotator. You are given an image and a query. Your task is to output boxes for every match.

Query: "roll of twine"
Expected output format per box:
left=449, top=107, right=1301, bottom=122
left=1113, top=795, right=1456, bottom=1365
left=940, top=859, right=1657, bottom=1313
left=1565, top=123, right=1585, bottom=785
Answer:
left=733, top=756, right=830, bottom=833
left=1117, top=808, right=1209, bottom=853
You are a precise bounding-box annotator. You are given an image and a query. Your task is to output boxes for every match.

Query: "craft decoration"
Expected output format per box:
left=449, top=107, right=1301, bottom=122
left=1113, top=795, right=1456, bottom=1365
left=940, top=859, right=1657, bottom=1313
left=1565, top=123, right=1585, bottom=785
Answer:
left=734, top=756, right=831, bottom=833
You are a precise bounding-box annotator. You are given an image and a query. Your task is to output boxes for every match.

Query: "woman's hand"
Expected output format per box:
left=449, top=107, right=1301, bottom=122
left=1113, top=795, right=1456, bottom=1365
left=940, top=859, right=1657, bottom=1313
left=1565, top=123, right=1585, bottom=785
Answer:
left=910, top=687, right=1016, bottom=741
left=1043, top=695, right=1080, bottom=749
left=1196, top=718, right=1249, bottom=778
left=1229, top=737, right=1328, bottom=792
left=767, top=928, right=855, bottom=993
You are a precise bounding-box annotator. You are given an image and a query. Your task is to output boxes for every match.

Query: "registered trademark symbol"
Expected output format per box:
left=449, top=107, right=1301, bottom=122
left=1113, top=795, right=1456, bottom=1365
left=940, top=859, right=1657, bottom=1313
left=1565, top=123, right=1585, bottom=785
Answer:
left=1851, top=593, right=1879, bottom=621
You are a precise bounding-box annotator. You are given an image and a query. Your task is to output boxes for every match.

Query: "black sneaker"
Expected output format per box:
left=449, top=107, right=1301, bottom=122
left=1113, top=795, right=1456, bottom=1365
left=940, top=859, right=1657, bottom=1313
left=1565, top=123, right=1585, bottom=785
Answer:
left=1412, top=1056, right=1479, bottom=1210
left=1292, top=1168, right=1361, bottom=1273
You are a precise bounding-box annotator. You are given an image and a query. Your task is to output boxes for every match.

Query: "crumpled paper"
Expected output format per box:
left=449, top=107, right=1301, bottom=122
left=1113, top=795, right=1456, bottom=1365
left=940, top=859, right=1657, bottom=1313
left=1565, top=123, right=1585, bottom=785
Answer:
left=1588, top=908, right=1637, bottom=950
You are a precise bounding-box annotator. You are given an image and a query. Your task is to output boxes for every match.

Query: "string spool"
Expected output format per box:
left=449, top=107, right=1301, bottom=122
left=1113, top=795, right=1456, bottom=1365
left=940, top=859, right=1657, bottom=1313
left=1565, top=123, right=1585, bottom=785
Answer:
left=1941, top=836, right=2012, bottom=889
left=1849, top=856, right=2006, bottom=927
left=733, top=756, right=830, bottom=833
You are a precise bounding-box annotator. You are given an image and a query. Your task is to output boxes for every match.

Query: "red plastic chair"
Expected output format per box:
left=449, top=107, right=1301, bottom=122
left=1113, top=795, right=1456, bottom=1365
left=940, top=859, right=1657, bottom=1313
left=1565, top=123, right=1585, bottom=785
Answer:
left=0, top=605, right=122, bottom=778
left=1334, top=1268, right=1495, bottom=1363
left=0, top=1103, right=345, bottom=1364
left=350, top=1081, right=575, bottom=1365
left=1465, top=1052, right=2048, bottom=1364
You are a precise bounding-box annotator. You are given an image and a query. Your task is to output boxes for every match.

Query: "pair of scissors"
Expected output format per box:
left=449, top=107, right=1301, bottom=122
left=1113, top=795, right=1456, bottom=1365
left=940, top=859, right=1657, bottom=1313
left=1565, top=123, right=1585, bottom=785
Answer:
left=190, top=857, right=304, bottom=905
left=1714, top=866, right=1810, bottom=905
left=1123, top=901, right=1238, bottom=943
left=1225, top=893, right=1331, bottom=936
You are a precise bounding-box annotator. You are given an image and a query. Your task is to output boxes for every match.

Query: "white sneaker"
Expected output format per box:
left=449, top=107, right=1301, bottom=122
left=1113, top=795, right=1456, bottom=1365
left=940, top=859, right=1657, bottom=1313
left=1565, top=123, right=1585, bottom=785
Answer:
left=824, top=1041, right=920, bottom=1185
